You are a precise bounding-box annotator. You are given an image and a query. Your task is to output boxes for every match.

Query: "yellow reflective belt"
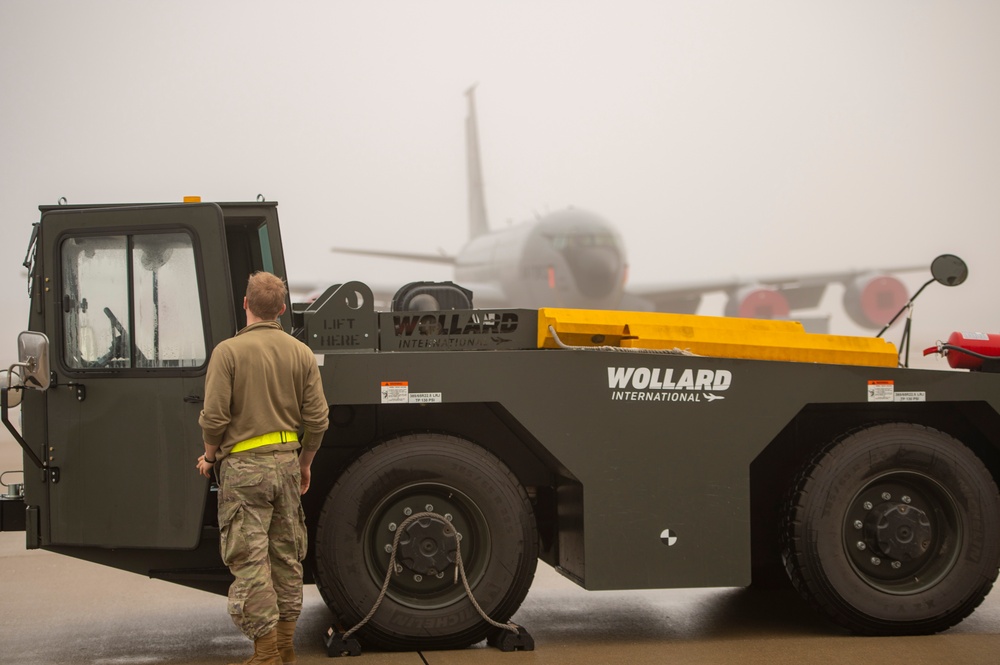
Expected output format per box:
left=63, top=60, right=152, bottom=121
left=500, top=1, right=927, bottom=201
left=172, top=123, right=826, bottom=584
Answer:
left=231, top=430, right=298, bottom=453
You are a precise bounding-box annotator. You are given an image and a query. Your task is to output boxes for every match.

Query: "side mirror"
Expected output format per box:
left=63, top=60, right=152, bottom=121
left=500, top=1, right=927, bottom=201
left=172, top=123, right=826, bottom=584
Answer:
left=3, top=332, right=51, bottom=472
left=15, top=331, right=51, bottom=391
left=0, top=369, right=23, bottom=407
left=930, top=254, right=968, bottom=287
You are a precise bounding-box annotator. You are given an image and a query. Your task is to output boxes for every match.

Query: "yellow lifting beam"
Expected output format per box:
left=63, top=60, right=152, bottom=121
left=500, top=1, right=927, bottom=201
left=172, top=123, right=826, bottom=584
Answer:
left=537, top=308, right=898, bottom=368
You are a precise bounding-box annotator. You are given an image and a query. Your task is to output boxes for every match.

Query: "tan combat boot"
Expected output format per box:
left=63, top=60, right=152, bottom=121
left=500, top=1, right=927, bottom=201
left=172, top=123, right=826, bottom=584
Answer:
left=228, top=628, right=282, bottom=665
left=276, top=620, right=297, bottom=664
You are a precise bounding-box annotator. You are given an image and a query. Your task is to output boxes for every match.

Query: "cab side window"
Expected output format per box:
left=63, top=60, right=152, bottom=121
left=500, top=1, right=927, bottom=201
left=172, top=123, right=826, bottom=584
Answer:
left=61, top=232, right=207, bottom=370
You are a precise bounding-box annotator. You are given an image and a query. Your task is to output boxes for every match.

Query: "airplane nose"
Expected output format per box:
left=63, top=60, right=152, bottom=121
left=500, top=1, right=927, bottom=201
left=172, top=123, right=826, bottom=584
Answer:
left=565, top=247, right=621, bottom=298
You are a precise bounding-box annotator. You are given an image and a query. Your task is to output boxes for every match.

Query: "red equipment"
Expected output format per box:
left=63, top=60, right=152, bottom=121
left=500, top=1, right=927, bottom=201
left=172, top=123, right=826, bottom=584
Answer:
left=924, top=332, right=1000, bottom=371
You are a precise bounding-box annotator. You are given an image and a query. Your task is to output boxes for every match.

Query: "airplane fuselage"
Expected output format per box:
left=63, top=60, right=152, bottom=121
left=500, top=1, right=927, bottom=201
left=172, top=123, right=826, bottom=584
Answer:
left=455, top=207, right=627, bottom=309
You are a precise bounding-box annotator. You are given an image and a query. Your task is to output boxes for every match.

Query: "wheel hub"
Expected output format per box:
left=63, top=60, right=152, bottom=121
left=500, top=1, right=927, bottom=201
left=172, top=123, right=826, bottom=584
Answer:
left=843, top=473, right=962, bottom=594
left=871, top=502, right=932, bottom=561
left=398, top=516, right=458, bottom=576
left=363, top=483, right=490, bottom=607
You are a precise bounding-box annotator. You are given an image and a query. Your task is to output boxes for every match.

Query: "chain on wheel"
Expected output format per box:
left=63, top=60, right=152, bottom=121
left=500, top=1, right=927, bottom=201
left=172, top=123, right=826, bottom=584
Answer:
left=343, top=511, right=521, bottom=640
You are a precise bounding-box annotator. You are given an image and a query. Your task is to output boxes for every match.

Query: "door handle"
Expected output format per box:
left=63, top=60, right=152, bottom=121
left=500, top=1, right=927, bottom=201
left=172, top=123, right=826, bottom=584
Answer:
left=184, top=395, right=203, bottom=404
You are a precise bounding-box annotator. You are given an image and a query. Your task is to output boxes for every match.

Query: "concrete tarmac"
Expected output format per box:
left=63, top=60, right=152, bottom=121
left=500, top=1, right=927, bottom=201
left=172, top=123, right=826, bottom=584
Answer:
left=3, top=442, right=1000, bottom=664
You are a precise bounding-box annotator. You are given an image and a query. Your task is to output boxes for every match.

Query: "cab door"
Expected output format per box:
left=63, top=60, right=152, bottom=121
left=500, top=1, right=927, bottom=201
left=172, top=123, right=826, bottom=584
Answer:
left=41, top=204, right=236, bottom=549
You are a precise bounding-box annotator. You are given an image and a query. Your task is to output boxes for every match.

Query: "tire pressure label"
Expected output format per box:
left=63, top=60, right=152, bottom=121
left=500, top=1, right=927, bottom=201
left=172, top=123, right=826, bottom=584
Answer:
left=607, top=366, right=731, bottom=403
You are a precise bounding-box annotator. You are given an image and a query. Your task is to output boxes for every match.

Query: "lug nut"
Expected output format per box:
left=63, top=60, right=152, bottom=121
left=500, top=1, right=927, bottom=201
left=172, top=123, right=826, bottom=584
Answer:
left=892, top=561, right=902, bottom=569
left=444, top=513, right=453, bottom=522
left=902, top=495, right=912, bottom=504
left=403, top=507, right=412, bottom=516
left=856, top=541, right=867, bottom=551
left=388, top=522, right=397, bottom=532
left=854, top=520, right=863, bottom=530
left=425, top=504, right=434, bottom=512
left=863, top=501, right=873, bottom=510
left=414, top=574, right=423, bottom=582
left=871, top=557, right=881, bottom=566
left=384, top=544, right=392, bottom=553
left=881, top=492, right=891, bottom=500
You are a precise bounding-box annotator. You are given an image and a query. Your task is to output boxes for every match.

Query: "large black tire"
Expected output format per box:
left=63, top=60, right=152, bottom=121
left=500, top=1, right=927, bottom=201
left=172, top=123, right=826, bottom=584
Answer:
left=782, top=423, right=1000, bottom=635
left=314, top=433, right=538, bottom=651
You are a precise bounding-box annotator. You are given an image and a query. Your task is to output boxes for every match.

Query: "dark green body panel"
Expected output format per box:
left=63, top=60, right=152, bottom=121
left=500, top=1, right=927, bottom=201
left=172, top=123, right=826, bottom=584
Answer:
left=322, top=348, right=1000, bottom=590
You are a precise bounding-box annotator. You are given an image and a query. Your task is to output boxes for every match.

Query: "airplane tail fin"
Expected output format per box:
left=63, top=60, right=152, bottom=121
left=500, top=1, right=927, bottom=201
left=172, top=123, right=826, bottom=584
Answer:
left=465, top=85, right=490, bottom=239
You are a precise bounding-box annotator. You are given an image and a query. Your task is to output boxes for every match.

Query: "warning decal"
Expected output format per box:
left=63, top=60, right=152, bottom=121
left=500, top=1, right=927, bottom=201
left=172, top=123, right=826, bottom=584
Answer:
left=381, top=381, right=409, bottom=404
left=868, top=380, right=894, bottom=402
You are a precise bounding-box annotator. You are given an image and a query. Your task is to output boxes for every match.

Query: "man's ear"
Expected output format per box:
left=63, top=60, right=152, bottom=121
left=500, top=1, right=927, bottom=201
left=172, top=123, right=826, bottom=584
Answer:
left=279, top=303, right=287, bottom=316
left=243, top=296, right=249, bottom=311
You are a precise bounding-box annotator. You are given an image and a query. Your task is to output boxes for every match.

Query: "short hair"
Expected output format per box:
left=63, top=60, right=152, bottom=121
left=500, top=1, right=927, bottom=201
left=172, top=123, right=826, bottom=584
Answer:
left=246, top=272, right=287, bottom=320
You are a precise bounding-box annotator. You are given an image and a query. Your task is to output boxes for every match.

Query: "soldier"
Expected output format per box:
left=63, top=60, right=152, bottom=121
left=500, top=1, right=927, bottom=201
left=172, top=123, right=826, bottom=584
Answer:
left=196, top=271, right=329, bottom=665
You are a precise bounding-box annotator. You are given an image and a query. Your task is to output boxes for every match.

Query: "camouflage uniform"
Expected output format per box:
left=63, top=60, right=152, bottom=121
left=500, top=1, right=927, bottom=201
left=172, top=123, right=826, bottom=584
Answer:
left=219, top=450, right=308, bottom=640
left=200, top=317, right=329, bottom=643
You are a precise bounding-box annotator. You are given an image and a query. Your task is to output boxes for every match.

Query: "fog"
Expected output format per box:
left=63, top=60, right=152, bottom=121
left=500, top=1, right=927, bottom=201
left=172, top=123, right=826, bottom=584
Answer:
left=1, top=0, right=998, bottom=370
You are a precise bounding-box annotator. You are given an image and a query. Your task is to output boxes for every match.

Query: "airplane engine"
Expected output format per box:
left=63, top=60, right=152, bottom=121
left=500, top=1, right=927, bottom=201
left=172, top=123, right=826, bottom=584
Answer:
left=724, top=286, right=790, bottom=320
left=843, top=274, right=908, bottom=329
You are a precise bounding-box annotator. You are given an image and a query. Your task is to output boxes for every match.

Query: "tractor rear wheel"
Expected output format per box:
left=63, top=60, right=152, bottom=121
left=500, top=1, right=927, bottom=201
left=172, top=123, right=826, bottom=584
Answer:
left=782, top=423, right=1000, bottom=634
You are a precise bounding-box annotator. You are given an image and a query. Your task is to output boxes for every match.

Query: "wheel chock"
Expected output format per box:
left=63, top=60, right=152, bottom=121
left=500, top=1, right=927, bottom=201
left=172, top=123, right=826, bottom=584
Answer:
left=325, top=627, right=362, bottom=657
left=487, top=624, right=535, bottom=652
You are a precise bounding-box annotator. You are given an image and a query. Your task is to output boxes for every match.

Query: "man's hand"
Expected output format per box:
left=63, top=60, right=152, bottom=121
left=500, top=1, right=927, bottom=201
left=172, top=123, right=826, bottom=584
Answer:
left=298, top=448, right=317, bottom=495
left=300, top=465, right=311, bottom=495
left=196, top=454, right=215, bottom=479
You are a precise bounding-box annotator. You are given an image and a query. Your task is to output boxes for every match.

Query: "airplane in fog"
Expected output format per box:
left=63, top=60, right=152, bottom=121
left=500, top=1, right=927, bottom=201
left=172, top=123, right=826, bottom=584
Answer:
left=330, top=86, right=917, bottom=331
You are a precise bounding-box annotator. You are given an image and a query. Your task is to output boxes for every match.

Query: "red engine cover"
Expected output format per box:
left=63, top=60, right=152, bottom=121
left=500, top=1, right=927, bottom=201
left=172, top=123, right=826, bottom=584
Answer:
left=941, top=331, right=1000, bottom=370
left=725, top=287, right=790, bottom=319
left=843, top=275, right=909, bottom=329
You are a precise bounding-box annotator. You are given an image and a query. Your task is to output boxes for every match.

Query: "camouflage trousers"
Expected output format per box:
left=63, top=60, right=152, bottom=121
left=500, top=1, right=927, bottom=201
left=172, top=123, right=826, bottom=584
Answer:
left=218, top=450, right=307, bottom=641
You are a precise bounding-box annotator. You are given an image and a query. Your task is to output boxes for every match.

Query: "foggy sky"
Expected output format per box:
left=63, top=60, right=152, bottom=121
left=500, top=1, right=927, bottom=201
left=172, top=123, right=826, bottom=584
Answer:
left=1, top=0, right=998, bottom=370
